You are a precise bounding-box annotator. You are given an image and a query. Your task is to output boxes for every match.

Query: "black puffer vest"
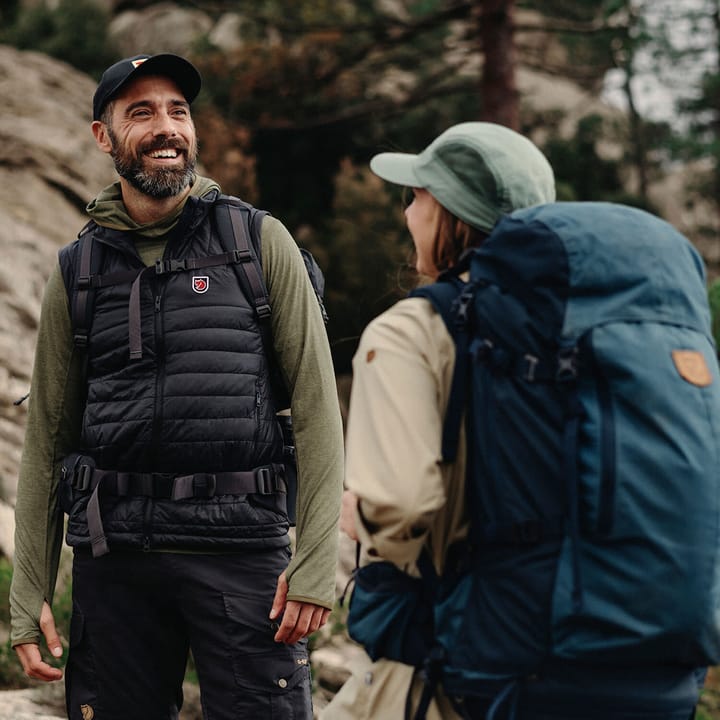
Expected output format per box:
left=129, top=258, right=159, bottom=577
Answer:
left=58, top=193, right=289, bottom=554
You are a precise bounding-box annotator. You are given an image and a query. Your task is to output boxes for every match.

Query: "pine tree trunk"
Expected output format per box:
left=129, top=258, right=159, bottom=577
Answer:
left=478, top=0, right=519, bottom=130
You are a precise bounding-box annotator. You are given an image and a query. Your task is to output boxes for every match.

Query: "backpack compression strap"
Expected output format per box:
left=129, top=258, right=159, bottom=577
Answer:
left=410, top=274, right=470, bottom=463
left=71, top=223, right=261, bottom=360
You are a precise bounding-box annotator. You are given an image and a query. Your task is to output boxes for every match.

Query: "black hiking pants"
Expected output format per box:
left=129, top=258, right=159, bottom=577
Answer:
left=65, top=546, right=312, bottom=720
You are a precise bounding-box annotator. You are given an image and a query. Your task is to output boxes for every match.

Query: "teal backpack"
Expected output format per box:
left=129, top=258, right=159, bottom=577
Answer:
left=350, top=202, right=720, bottom=716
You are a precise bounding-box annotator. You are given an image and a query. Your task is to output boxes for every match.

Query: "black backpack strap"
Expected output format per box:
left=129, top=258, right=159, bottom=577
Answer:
left=213, top=198, right=271, bottom=329
left=212, top=197, right=294, bottom=408
left=73, top=226, right=97, bottom=352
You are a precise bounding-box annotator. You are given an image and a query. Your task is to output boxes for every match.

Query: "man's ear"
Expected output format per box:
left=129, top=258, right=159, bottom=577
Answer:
left=92, top=120, right=113, bottom=154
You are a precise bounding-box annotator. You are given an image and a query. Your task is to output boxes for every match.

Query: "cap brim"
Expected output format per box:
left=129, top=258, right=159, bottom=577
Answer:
left=369, top=152, right=421, bottom=187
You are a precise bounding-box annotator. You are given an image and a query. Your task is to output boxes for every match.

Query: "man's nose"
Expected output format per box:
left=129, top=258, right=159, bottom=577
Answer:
left=152, top=111, right=177, bottom=137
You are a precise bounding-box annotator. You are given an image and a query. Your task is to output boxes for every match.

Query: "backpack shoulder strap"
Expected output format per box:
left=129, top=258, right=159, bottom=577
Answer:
left=71, top=221, right=104, bottom=352
left=411, top=274, right=473, bottom=463
left=212, top=195, right=271, bottom=325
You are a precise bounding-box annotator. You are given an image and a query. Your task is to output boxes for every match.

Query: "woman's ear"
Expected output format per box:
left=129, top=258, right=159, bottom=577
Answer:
left=91, top=120, right=113, bottom=154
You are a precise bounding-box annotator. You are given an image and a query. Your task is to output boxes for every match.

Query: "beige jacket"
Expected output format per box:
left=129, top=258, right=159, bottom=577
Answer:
left=322, top=296, right=467, bottom=720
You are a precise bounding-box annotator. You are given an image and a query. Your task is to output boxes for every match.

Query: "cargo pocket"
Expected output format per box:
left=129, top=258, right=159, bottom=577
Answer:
left=222, top=591, right=312, bottom=719
left=65, top=610, right=100, bottom=720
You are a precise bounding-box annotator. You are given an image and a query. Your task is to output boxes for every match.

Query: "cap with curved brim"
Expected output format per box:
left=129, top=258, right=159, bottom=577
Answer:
left=370, top=153, right=423, bottom=188
left=369, top=122, right=556, bottom=233
left=93, top=53, right=202, bottom=121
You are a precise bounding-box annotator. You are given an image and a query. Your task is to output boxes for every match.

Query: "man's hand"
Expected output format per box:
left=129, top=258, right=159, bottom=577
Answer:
left=14, top=601, right=63, bottom=681
left=270, top=571, right=330, bottom=645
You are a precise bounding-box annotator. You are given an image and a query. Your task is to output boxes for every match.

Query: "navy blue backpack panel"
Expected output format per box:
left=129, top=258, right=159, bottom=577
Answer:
left=412, top=201, right=720, bottom=693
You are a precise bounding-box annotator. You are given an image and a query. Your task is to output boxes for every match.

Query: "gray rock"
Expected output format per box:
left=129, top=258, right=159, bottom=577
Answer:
left=108, top=3, right=213, bottom=58
left=0, top=45, right=116, bottom=538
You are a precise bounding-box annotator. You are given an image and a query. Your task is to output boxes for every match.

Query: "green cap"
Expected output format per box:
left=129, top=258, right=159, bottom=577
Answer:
left=370, top=122, right=556, bottom=232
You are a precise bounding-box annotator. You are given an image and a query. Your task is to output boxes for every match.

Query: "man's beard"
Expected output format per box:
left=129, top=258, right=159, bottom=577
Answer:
left=108, top=128, right=197, bottom=199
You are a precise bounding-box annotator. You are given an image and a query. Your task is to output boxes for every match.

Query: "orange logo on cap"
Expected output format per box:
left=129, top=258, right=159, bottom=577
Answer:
left=131, top=59, right=147, bottom=69
left=672, top=350, right=713, bottom=387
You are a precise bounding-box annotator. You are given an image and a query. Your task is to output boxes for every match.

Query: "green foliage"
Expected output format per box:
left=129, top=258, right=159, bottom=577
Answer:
left=0, top=558, right=35, bottom=688
left=308, top=161, right=415, bottom=373
left=543, top=114, right=657, bottom=211
left=1, top=0, right=118, bottom=79
left=0, top=0, right=20, bottom=29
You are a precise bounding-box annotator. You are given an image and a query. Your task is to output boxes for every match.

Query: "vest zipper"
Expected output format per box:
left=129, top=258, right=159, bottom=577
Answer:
left=143, top=289, right=167, bottom=550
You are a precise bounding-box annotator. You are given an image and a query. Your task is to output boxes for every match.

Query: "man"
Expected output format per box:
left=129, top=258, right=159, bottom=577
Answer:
left=10, top=53, right=344, bottom=720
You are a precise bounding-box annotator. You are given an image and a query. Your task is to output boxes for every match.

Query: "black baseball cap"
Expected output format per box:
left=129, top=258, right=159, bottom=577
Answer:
left=93, top=53, right=202, bottom=121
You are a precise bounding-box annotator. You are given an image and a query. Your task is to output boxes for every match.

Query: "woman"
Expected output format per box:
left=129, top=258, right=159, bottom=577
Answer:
left=322, top=122, right=555, bottom=719
left=322, top=122, right=703, bottom=720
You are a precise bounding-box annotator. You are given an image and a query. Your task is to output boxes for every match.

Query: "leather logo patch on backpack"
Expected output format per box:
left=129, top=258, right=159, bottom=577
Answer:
left=672, top=350, right=713, bottom=387
left=80, top=704, right=95, bottom=720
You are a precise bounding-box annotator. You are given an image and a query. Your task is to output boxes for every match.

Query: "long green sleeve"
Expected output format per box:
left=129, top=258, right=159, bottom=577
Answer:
left=261, top=217, right=344, bottom=609
left=10, top=266, right=83, bottom=645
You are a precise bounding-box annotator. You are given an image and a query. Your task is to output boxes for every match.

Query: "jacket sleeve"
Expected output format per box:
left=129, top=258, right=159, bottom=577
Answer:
left=344, top=299, right=463, bottom=572
left=10, top=263, right=84, bottom=645
left=260, top=217, right=344, bottom=609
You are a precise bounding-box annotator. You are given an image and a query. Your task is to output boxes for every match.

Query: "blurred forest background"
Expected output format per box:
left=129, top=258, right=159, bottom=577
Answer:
left=1, top=0, right=720, bottom=717
left=3, top=0, right=719, bottom=373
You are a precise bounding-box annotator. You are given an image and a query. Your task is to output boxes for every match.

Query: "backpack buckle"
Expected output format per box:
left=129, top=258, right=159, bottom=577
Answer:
left=155, top=258, right=187, bottom=275
left=255, top=466, right=276, bottom=494
left=454, top=284, right=476, bottom=330
left=232, top=249, right=252, bottom=263
left=72, top=464, right=92, bottom=492
left=556, top=346, right=579, bottom=382
left=192, top=473, right=217, bottom=499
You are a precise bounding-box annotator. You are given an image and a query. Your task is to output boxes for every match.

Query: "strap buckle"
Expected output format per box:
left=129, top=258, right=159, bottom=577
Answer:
left=232, top=249, right=252, bottom=263
left=73, top=333, right=89, bottom=348
left=192, top=473, right=217, bottom=499
left=556, top=346, right=579, bottom=382
left=155, top=258, right=187, bottom=275
left=77, top=274, right=92, bottom=290
left=256, top=303, right=272, bottom=321
left=255, top=466, right=277, bottom=494
left=72, top=464, right=92, bottom=492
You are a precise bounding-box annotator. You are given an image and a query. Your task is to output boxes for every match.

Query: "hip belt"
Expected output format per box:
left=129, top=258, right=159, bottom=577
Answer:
left=61, top=459, right=287, bottom=558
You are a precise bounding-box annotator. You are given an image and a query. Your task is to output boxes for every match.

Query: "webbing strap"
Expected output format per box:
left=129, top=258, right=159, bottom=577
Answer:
left=87, top=484, right=109, bottom=558
left=486, top=680, right=521, bottom=720
left=69, top=465, right=286, bottom=499
left=73, top=233, right=95, bottom=348
left=128, top=267, right=152, bottom=360
left=73, top=464, right=286, bottom=558
left=214, top=202, right=271, bottom=323
left=441, top=326, right=470, bottom=463
left=128, top=249, right=253, bottom=361
left=563, top=389, right=584, bottom=612
left=153, top=251, right=244, bottom=275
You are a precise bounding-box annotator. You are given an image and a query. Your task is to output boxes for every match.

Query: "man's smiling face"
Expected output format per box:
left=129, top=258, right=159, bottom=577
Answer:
left=103, top=74, right=198, bottom=199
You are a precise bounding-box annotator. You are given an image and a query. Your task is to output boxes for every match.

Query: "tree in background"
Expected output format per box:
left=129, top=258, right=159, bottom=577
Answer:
left=0, top=0, right=118, bottom=79
left=479, top=0, right=519, bottom=129
left=3, top=0, right=719, bottom=363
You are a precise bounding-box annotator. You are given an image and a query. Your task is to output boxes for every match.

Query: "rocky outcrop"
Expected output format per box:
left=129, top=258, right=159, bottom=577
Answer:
left=0, top=45, right=116, bottom=548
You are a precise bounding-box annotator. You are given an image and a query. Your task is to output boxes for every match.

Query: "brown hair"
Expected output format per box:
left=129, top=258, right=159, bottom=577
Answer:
left=432, top=205, right=488, bottom=274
